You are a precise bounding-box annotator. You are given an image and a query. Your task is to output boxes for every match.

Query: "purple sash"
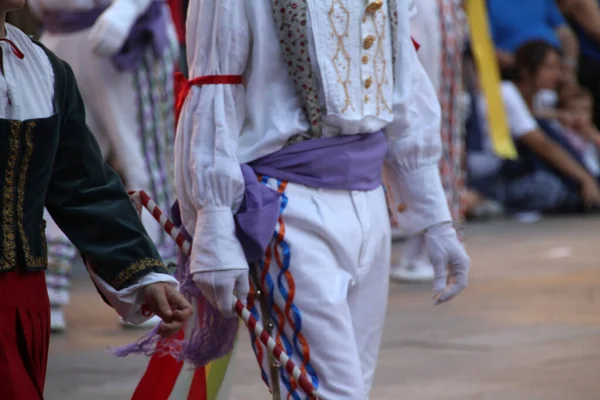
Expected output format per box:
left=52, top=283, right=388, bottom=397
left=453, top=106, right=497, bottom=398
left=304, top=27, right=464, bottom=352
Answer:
left=42, top=2, right=169, bottom=72
left=237, top=131, right=387, bottom=262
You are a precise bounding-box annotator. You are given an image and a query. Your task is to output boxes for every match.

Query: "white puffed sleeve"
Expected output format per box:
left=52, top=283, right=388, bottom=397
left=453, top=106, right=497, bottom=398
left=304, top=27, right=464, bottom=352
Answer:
left=175, top=0, right=251, bottom=274
left=384, top=0, right=452, bottom=235
left=87, top=0, right=156, bottom=56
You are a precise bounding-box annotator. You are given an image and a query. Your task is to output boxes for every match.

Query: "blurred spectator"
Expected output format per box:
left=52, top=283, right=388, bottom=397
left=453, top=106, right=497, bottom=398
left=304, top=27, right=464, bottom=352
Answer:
left=389, top=0, right=467, bottom=283
left=560, top=0, right=600, bottom=128
left=461, top=43, right=506, bottom=220
left=487, top=0, right=579, bottom=83
left=555, top=86, right=600, bottom=174
left=167, top=0, right=187, bottom=74
left=467, top=40, right=600, bottom=215
left=559, top=86, right=600, bottom=144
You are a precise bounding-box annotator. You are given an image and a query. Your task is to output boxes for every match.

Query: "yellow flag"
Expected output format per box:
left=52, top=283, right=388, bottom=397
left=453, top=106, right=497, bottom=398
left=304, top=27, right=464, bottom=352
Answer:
left=466, top=0, right=518, bottom=159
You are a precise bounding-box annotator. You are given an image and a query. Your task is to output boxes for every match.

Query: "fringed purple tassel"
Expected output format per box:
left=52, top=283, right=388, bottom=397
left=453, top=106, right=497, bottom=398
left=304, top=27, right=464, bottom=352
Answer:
left=112, top=323, right=184, bottom=359
left=173, top=252, right=239, bottom=368
left=113, top=325, right=161, bottom=357
left=114, top=209, right=238, bottom=367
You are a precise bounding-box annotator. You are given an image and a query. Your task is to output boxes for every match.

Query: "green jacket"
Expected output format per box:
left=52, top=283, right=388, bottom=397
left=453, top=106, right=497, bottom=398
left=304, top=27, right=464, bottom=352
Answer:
left=0, top=40, right=167, bottom=290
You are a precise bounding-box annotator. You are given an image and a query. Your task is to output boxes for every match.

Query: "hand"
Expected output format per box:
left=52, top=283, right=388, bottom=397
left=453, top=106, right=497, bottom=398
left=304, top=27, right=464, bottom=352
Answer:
left=580, top=177, right=600, bottom=209
left=578, top=123, right=600, bottom=143
left=424, top=222, right=470, bottom=305
left=571, top=114, right=587, bottom=133
left=141, top=283, right=193, bottom=337
left=193, top=269, right=250, bottom=318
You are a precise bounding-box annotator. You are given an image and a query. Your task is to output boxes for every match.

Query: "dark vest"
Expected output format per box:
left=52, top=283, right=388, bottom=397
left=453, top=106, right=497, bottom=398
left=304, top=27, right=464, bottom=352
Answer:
left=0, top=40, right=167, bottom=290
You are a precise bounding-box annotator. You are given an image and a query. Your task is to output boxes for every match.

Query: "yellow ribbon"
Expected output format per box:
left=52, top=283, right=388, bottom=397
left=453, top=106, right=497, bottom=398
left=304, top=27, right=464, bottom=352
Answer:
left=465, top=0, right=518, bottom=159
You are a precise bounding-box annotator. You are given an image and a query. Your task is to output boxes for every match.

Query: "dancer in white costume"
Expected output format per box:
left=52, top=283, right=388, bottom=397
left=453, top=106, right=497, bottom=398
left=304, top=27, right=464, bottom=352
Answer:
left=391, top=0, right=468, bottom=283
left=26, top=0, right=179, bottom=331
left=176, top=0, right=470, bottom=398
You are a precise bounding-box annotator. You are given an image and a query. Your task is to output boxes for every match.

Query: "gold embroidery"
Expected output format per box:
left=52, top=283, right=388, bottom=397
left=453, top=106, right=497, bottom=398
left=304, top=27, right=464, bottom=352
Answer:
left=110, top=258, right=165, bottom=290
left=366, top=0, right=383, bottom=13
left=328, top=0, right=354, bottom=113
left=362, top=55, right=369, bottom=64
left=364, top=77, right=373, bottom=89
left=363, top=35, right=376, bottom=50
left=0, top=121, right=21, bottom=270
left=17, top=121, right=46, bottom=269
left=369, top=7, right=392, bottom=116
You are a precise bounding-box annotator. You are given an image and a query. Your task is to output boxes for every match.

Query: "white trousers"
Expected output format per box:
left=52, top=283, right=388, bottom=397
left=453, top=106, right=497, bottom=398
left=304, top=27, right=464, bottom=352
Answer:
left=248, top=179, right=391, bottom=399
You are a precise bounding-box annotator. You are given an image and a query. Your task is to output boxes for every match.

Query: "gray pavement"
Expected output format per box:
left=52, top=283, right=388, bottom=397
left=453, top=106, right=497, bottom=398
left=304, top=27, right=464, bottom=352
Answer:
left=45, top=216, right=600, bottom=399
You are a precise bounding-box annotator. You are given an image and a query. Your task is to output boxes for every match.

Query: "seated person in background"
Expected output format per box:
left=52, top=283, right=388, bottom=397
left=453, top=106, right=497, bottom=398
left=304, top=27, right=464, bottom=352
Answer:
left=468, top=40, right=600, bottom=214
left=559, top=0, right=600, bottom=128
left=557, top=86, right=600, bottom=177
left=533, top=84, right=600, bottom=174
left=487, top=0, right=579, bottom=83
left=559, top=86, right=600, bottom=147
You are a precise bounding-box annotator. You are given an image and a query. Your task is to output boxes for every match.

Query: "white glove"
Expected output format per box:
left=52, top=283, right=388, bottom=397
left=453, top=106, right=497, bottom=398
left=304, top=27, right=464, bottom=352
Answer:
left=88, top=0, right=144, bottom=57
left=424, top=222, right=470, bottom=305
left=192, top=269, right=250, bottom=318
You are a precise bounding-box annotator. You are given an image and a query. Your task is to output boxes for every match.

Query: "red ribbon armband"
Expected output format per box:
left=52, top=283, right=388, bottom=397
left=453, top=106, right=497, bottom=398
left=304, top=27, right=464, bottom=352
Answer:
left=175, top=73, right=244, bottom=119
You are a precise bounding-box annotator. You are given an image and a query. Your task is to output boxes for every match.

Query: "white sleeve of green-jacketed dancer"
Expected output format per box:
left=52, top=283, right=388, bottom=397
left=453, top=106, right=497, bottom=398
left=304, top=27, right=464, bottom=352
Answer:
left=384, top=2, right=452, bottom=235
left=177, top=0, right=250, bottom=275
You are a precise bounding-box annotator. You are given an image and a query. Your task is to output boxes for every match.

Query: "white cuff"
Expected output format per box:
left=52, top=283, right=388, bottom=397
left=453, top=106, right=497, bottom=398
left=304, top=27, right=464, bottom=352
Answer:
left=191, top=209, right=249, bottom=274
left=86, top=268, right=179, bottom=325
left=389, top=164, right=452, bottom=235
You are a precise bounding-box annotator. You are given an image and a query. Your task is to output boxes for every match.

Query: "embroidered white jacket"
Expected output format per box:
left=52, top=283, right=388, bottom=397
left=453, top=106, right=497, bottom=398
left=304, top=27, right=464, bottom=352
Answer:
left=176, top=0, right=451, bottom=274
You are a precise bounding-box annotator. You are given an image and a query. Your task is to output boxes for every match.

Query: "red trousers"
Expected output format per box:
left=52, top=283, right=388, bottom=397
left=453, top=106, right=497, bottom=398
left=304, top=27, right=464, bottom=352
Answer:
left=0, top=269, right=50, bottom=400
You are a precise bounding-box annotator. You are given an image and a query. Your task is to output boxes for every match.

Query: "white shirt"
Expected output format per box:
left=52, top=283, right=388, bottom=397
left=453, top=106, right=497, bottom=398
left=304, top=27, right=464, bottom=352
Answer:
left=468, top=81, right=538, bottom=179
left=176, top=0, right=452, bottom=274
left=1, top=24, right=177, bottom=324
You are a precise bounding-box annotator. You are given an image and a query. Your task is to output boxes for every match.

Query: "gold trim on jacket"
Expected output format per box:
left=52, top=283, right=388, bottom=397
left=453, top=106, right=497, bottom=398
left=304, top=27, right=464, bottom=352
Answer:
left=1, top=121, right=47, bottom=271
left=1, top=121, right=21, bottom=270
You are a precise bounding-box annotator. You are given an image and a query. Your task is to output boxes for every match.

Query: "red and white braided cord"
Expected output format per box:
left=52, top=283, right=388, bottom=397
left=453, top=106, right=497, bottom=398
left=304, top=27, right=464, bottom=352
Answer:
left=130, top=190, right=319, bottom=399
